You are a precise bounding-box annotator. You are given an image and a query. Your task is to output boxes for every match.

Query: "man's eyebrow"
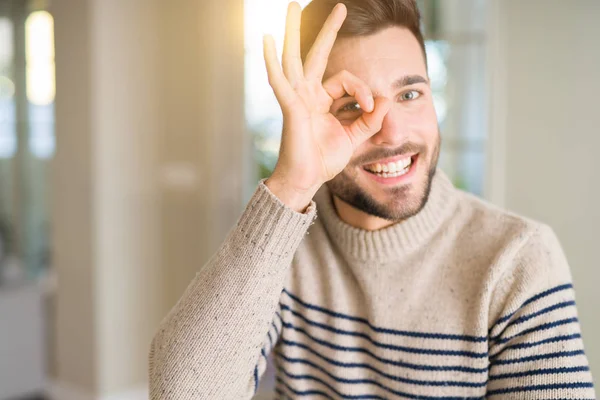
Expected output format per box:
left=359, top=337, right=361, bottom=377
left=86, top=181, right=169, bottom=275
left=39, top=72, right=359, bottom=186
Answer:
left=392, top=75, right=429, bottom=88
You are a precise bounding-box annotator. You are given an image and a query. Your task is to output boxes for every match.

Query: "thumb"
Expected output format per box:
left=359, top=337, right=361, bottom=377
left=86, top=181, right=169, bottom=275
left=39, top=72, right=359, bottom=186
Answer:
left=344, top=96, right=391, bottom=149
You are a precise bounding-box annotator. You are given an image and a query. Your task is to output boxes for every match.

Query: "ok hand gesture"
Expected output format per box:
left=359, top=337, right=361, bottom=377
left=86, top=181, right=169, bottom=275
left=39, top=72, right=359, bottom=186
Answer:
left=264, top=2, right=391, bottom=212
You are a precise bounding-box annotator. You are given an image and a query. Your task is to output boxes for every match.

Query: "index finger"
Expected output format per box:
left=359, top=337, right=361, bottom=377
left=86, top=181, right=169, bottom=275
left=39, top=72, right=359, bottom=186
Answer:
left=303, top=3, right=347, bottom=81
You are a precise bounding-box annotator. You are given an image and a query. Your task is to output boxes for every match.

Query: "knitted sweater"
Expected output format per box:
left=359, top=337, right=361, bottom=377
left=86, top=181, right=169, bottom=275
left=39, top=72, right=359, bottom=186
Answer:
left=149, top=170, right=596, bottom=399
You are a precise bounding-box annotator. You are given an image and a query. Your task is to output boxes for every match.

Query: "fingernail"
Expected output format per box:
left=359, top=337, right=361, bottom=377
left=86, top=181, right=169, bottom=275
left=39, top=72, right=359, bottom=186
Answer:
left=367, top=96, right=374, bottom=112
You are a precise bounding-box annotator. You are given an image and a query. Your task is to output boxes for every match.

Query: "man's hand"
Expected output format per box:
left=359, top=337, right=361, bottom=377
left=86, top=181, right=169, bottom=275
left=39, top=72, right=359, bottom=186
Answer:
left=264, top=2, right=391, bottom=212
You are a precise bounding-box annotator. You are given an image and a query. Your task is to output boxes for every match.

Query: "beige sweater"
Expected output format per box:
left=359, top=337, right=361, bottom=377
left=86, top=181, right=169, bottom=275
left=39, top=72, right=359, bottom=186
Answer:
left=149, top=170, right=596, bottom=399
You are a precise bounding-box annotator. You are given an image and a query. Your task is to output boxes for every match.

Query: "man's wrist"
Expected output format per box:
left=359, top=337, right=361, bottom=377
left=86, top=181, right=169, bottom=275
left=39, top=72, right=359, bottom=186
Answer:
left=264, top=175, right=319, bottom=213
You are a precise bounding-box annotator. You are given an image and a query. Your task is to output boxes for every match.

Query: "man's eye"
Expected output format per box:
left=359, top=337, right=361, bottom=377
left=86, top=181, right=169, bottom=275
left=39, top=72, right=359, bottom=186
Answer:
left=401, top=90, right=421, bottom=101
left=338, top=102, right=362, bottom=113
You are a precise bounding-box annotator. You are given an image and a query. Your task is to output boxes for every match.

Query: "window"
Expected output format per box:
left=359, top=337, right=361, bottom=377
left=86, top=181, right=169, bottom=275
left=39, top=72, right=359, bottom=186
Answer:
left=0, top=0, right=55, bottom=282
left=244, top=0, right=313, bottom=180
left=0, top=17, right=16, bottom=159
left=419, top=0, right=488, bottom=195
left=26, top=10, right=55, bottom=159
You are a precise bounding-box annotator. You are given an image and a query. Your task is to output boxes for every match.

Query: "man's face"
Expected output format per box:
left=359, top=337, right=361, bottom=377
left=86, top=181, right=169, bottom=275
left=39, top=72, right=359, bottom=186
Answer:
left=324, top=26, right=440, bottom=222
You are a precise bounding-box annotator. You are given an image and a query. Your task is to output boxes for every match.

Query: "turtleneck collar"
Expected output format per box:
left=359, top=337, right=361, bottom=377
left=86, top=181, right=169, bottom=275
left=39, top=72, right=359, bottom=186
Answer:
left=313, top=169, right=459, bottom=262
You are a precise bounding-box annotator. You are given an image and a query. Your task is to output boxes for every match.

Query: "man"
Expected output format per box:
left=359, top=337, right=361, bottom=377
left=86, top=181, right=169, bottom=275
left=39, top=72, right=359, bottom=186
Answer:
left=149, top=0, right=596, bottom=398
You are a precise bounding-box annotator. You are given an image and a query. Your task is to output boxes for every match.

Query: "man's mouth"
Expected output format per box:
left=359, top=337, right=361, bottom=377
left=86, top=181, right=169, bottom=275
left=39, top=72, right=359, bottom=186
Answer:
left=363, top=155, right=415, bottom=178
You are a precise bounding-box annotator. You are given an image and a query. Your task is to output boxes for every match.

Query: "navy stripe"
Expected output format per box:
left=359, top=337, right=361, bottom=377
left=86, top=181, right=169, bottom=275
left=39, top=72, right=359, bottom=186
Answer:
left=280, top=305, right=487, bottom=358
left=490, top=300, right=576, bottom=341
left=493, top=317, right=578, bottom=344
left=283, top=289, right=486, bottom=342
left=277, top=366, right=484, bottom=400
left=490, top=283, right=573, bottom=333
left=253, top=365, right=259, bottom=394
left=261, top=347, right=268, bottom=362
left=272, top=320, right=281, bottom=337
left=267, top=330, right=274, bottom=349
left=489, top=366, right=590, bottom=380
left=486, top=382, right=594, bottom=396
left=489, top=333, right=582, bottom=359
left=275, top=350, right=487, bottom=388
left=275, top=384, right=294, bottom=400
left=508, top=300, right=575, bottom=327
left=276, top=312, right=487, bottom=374
left=490, top=349, right=586, bottom=366
left=278, top=336, right=488, bottom=374
left=276, top=376, right=334, bottom=399
left=274, top=386, right=286, bottom=400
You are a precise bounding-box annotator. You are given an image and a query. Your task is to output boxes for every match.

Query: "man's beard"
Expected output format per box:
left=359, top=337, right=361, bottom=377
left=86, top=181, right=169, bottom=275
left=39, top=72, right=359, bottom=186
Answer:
left=326, top=134, right=441, bottom=222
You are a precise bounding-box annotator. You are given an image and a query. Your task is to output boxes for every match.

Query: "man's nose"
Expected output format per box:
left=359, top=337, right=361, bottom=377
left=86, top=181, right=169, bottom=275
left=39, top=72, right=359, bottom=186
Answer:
left=369, top=107, right=408, bottom=146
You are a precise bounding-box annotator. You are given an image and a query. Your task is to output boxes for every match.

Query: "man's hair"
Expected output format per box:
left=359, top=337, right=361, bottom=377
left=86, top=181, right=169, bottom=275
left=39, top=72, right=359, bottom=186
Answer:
left=300, top=0, right=426, bottom=66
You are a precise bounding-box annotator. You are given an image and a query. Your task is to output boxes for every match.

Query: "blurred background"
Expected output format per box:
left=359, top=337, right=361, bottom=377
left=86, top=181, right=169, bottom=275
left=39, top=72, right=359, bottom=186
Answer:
left=0, top=0, right=597, bottom=399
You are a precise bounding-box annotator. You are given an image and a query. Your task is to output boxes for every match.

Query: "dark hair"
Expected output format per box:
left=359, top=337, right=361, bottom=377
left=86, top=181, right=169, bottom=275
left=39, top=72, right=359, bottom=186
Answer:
left=300, top=0, right=426, bottom=66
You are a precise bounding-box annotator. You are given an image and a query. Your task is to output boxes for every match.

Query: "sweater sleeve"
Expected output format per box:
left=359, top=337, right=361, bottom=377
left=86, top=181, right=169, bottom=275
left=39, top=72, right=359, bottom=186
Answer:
left=486, top=224, right=596, bottom=399
left=148, top=180, right=316, bottom=400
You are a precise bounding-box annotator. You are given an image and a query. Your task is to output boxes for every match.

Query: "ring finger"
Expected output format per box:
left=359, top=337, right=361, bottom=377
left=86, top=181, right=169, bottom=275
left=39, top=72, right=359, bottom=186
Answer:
left=282, top=2, right=304, bottom=87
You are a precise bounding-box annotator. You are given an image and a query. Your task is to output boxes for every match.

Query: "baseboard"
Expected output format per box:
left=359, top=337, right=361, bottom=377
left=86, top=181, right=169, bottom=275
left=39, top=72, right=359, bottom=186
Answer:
left=102, top=387, right=148, bottom=400
left=47, top=381, right=95, bottom=400
left=47, top=381, right=148, bottom=400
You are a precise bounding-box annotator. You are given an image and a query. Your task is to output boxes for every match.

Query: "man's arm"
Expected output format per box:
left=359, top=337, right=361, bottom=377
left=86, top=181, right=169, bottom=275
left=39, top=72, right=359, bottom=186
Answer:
left=148, top=181, right=316, bottom=399
left=486, top=224, right=596, bottom=399
left=149, top=1, right=392, bottom=397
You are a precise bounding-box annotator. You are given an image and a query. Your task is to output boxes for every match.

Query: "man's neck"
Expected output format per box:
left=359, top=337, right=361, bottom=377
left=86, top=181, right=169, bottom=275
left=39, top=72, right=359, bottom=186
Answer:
left=332, top=195, right=397, bottom=231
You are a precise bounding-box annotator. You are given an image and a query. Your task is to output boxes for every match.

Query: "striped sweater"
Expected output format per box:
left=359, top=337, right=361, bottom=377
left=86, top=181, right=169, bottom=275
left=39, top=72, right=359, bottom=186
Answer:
left=149, top=170, right=596, bottom=399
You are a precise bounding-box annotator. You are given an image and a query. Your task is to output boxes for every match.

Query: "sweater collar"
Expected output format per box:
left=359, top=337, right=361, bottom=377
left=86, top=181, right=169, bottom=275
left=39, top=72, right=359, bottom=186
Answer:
left=314, top=169, right=459, bottom=262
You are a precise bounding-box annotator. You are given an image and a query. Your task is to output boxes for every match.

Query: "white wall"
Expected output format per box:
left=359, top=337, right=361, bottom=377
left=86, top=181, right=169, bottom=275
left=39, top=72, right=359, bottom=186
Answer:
left=52, top=0, right=166, bottom=395
left=490, top=0, right=600, bottom=379
left=51, top=0, right=245, bottom=397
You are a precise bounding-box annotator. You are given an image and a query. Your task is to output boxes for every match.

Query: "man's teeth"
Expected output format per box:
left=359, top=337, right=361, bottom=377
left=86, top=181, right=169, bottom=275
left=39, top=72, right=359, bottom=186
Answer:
left=366, top=158, right=412, bottom=177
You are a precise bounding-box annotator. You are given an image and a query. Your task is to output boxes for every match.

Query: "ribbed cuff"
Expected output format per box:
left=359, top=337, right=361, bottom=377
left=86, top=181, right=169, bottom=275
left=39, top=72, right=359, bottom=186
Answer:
left=233, top=180, right=317, bottom=259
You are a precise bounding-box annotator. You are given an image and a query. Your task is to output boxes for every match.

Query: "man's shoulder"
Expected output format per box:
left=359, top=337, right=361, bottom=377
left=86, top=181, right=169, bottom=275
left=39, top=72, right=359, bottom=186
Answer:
left=451, top=188, right=553, bottom=258
left=451, top=190, right=571, bottom=307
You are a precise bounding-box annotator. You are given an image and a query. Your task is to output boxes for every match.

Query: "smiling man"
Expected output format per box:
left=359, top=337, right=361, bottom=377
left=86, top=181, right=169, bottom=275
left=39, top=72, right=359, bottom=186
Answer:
left=149, top=1, right=596, bottom=399
left=321, top=27, right=439, bottom=229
